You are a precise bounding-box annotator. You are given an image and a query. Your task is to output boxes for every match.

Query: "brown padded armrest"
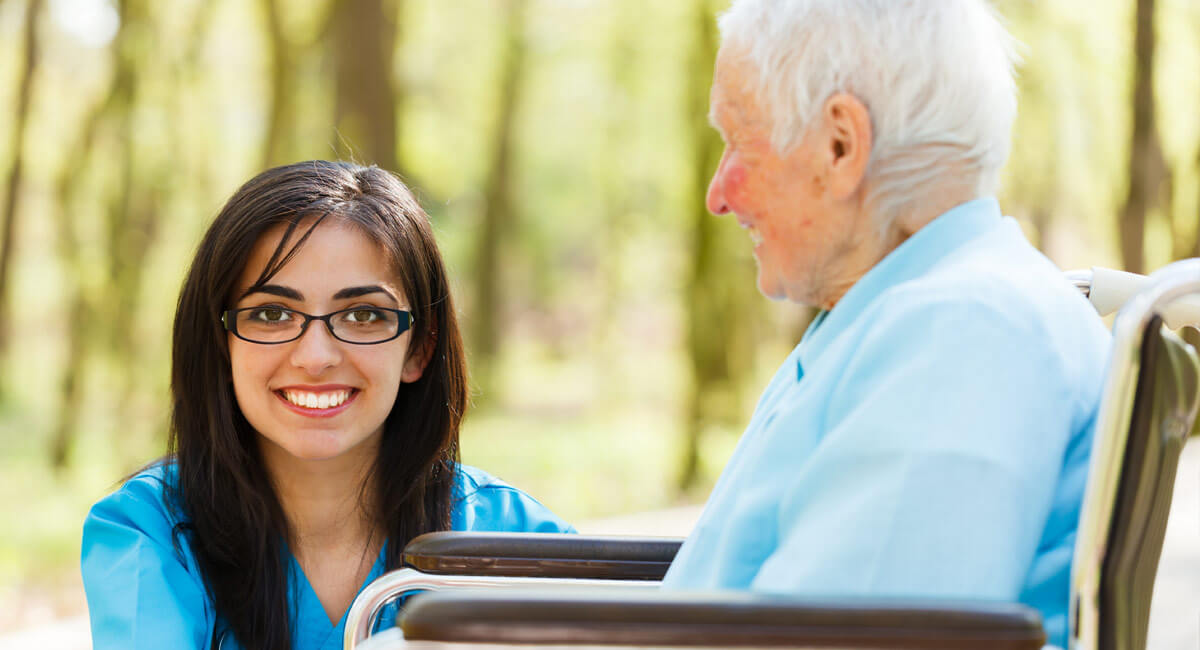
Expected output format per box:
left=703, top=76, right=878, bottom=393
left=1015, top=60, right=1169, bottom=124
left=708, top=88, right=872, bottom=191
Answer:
left=401, top=589, right=1046, bottom=649
left=403, top=532, right=682, bottom=580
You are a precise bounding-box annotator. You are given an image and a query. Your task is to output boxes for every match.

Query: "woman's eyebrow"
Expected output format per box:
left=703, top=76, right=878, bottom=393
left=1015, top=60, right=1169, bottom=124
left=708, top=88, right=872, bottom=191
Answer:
left=241, top=284, right=303, bottom=301
left=333, top=285, right=396, bottom=301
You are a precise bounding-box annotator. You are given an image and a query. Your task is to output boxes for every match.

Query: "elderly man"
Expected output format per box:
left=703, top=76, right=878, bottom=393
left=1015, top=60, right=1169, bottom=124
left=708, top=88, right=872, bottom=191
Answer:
left=659, top=2, right=1109, bottom=648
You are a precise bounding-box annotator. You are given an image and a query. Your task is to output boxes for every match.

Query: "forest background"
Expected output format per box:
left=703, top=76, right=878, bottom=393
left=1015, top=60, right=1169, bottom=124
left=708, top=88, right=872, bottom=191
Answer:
left=0, top=0, right=1198, bottom=633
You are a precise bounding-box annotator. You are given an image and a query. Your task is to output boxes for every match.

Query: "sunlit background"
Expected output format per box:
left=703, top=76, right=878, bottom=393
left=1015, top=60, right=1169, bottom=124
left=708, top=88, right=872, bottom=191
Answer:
left=1, top=0, right=1198, bottom=643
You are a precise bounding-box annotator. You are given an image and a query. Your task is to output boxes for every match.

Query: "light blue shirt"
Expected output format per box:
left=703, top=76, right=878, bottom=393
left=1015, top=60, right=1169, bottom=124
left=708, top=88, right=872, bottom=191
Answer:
left=82, top=463, right=575, bottom=650
left=662, top=198, right=1109, bottom=649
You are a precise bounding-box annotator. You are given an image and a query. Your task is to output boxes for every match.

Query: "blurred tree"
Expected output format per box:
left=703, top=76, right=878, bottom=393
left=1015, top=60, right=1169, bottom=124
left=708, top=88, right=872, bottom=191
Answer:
left=0, top=0, right=44, bottom=366
left=329, top=0, right=399, bottom=172
left=677, top=0, right=760, bottom=492
left=470, top=0, right=528, bottom=395
left=1119, top=0, right=1169, bottom=274
left=597, top=0, right=638, bottom=368
left=49, top=0, right=166, bottom=468
left=998, top=0, right=1066, bottom=252
left=261, top=0, right=299, bottom=168
left=1194, top=146, right=1200, bottom=258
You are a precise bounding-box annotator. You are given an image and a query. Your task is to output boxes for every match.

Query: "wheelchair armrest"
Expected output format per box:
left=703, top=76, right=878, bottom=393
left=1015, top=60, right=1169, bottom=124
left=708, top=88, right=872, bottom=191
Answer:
left=403, top=531, right=682, bottom=579
left=400, top=589, right=1047, bottom=649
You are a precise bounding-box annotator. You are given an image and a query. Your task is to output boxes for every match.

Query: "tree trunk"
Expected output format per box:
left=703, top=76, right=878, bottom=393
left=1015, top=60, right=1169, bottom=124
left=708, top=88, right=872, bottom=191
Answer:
left=678, top=0, right=760, bottom=492
left=49, top=295, right=89, bottom=468
left=1191, top=146, right=1200, bottom=258
left=596, top=0, right=637, bottom=380
left=48, top=0, right=151, bottom=469
left=261, top=0, right=296, bottom=168
left=1118, top=0, right=1166, bottom=274
left=49, top=76, right=111, bottom=470
left=330, top=0, right=399, bottom=171
left=469, top=0, right=528, bottom=395
left=0, top=0, right=45, bottom=361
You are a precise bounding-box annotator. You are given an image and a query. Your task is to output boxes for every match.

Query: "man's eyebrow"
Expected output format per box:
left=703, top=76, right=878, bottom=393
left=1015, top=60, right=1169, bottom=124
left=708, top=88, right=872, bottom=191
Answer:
left=241, top=284, right=303, bottom=301
left=333, top=285, right=396, bottom=301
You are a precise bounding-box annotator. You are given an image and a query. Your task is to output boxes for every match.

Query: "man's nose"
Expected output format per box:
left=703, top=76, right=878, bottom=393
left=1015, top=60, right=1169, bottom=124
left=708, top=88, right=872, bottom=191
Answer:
left=290, top=320, right=342, bottom=374
left=706, top=153, right=731, bottom=215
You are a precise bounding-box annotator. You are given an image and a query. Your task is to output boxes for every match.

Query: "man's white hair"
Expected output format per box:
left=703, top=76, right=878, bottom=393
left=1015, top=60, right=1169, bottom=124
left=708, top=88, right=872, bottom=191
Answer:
left=718, top=0, right=1021, bottom=234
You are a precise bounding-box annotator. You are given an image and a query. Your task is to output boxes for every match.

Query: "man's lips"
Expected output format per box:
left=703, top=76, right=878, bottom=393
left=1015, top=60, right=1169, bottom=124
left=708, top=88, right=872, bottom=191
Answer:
left=738, top=219, right=763, bottom=246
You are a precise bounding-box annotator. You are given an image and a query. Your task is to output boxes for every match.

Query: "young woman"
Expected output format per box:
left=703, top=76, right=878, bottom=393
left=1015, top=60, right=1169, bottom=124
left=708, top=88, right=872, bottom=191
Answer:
left=81, top=161, right=574, bottom=650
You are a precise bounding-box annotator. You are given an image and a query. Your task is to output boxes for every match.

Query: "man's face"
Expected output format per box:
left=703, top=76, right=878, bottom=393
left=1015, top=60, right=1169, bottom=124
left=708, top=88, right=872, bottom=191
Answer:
left=706, top=48, right=864, bottom=308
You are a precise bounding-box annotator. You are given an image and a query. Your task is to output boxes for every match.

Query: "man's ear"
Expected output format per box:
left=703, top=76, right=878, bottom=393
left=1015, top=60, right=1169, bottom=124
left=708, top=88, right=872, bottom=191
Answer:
left=822, top=93, right=872, bottom=200
left=401, top=331, right=435, bottom=383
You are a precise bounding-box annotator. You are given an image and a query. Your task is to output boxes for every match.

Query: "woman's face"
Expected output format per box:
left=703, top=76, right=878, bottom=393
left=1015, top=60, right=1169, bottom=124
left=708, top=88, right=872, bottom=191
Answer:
left=228, top=219, right=427, bottom=466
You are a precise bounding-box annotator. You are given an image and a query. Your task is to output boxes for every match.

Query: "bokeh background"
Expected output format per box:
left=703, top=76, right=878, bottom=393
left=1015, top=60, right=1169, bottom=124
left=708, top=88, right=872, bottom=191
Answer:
left=1, top=0, right=1199, bottom=639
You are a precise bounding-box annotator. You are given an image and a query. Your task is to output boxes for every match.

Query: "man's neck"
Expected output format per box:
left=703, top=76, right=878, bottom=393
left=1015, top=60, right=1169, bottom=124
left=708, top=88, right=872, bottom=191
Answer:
left=819, top=189, right=981, bottom=310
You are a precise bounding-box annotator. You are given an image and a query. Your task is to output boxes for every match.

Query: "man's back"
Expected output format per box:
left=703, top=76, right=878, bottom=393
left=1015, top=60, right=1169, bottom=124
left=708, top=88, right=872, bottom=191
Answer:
left=662, top=199, right=1110, bottom=649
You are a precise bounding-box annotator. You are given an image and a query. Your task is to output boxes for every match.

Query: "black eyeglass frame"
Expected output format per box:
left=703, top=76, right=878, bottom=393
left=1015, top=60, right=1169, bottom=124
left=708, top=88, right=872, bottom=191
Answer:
left=221, top=306, right=415, bottom=345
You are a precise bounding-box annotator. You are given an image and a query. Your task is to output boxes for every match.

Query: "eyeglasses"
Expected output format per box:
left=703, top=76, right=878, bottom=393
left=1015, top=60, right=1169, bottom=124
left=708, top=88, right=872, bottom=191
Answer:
left=221, top=306, right=414, bottom=345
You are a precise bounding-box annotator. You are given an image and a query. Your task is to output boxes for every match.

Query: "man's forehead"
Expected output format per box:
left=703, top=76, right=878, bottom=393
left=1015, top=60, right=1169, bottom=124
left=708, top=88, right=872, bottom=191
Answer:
left=710, top=50, right=766, bottom=132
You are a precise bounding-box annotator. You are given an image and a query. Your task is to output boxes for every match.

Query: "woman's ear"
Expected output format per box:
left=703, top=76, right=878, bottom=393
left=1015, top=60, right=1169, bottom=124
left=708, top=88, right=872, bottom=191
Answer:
left=401, top=331, right=436, bottom=383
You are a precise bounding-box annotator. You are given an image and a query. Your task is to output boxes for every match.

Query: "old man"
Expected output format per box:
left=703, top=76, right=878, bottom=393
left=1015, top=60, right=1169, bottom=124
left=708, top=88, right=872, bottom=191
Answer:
left=660, top=2, right=1109, bottom=648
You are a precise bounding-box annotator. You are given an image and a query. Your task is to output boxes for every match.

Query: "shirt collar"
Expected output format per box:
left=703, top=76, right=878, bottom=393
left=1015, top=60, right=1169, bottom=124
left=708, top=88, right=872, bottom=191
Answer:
left=795, top=197, right=1003, bottom=376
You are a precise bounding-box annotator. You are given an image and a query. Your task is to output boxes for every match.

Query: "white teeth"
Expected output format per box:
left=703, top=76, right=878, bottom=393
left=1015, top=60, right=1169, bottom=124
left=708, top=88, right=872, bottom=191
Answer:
left=282, top=389, right=351, bottom=409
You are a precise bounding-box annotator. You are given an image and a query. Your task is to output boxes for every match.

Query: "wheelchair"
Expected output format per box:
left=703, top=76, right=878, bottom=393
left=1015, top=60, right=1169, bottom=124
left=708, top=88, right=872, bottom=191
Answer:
left=345, top=261, right=1200, bottom=650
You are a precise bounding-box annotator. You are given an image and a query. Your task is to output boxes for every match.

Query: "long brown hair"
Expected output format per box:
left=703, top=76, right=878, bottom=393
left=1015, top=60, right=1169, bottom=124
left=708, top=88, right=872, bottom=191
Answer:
left=166, top=161, right=467, bottom=649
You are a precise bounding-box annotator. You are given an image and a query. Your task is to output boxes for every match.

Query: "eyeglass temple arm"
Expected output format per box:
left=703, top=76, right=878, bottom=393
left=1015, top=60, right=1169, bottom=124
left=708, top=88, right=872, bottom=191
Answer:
left=1067, top=267, right=1200, bottom=330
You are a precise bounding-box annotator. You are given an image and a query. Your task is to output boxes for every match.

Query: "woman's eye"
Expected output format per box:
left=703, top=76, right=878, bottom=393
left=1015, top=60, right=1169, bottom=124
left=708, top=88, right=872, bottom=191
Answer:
left=251, top=308, right=292, bottom=323
left=344, top=309, right=381, bottom=323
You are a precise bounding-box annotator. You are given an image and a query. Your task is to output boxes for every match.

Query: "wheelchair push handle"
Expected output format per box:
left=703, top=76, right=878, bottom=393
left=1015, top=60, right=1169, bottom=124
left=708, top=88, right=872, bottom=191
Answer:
left=1070, top=267, right=1200, bottom=330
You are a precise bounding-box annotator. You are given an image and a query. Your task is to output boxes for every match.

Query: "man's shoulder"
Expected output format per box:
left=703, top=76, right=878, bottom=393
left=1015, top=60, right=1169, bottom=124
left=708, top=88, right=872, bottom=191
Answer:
left=855, top=228, right=1111, bottom=406
left=885, top=222, right=1104, bottom=338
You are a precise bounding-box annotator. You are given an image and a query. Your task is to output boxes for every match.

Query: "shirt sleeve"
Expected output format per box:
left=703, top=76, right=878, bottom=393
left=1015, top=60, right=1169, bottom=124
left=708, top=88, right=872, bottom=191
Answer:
left=81, top=475, right=214, bottom=649
left=453, top=467, right=577, bottom=533
left=750, top=292, right=1076, bottom=601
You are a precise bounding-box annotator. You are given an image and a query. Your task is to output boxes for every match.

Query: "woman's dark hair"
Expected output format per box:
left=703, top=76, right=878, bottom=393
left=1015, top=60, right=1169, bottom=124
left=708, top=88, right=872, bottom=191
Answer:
left=166, top=161, right=467, bottom=650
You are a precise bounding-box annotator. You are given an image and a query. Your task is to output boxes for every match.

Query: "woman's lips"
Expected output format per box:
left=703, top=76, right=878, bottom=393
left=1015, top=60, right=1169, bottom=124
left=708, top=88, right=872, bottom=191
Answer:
left=274, top=388, right=359, bottom=418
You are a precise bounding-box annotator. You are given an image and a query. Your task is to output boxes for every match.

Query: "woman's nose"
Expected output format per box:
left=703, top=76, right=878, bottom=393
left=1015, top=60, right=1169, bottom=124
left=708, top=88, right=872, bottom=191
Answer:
left=289, top=320, right=343, bottom=374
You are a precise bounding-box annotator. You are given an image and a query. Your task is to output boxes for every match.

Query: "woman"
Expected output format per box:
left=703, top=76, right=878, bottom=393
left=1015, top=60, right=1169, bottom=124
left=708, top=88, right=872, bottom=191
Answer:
left=81, top=161, right=574, bottom=650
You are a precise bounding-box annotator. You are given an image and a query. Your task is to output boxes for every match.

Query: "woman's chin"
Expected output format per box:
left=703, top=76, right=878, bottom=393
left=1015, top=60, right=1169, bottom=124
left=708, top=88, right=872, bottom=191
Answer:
left=256, top=426, right=383, bottom=467
left=260, top=434, right=352, bottom=464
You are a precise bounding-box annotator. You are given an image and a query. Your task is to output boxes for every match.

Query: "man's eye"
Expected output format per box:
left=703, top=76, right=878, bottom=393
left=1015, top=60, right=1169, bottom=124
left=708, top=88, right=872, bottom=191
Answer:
left=251, top=308, right=291, bottom=322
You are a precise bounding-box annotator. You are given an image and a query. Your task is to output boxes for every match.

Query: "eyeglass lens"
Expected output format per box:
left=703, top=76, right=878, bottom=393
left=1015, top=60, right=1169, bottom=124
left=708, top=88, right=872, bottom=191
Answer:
left=234, top=307, right=404, bottom=343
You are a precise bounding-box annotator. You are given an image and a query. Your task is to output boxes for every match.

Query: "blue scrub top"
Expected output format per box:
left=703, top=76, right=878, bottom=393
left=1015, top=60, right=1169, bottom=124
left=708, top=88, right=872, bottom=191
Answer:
left=82, top=463, right=575, bottom=650
left=661, top=198, right=1110, bottom=649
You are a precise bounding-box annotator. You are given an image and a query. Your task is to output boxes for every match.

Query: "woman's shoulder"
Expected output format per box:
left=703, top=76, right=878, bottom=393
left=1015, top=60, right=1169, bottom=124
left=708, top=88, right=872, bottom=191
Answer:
left=452, top=464, right=576, bottom=533
left=84, top=460, right=186, bottom=547
left=82, top=461, right=215, bottom=647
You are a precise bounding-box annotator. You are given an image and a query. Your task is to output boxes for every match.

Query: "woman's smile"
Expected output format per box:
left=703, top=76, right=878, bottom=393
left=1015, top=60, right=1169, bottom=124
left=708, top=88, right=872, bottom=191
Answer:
left=275, top=385, right=360, bottom=417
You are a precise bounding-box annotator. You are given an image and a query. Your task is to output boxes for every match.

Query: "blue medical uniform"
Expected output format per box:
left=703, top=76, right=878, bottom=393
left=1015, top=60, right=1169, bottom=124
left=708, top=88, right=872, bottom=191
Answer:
left=662, top=198, right=1110, bottom=649
left=82, top=463, right=575, bottom=649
